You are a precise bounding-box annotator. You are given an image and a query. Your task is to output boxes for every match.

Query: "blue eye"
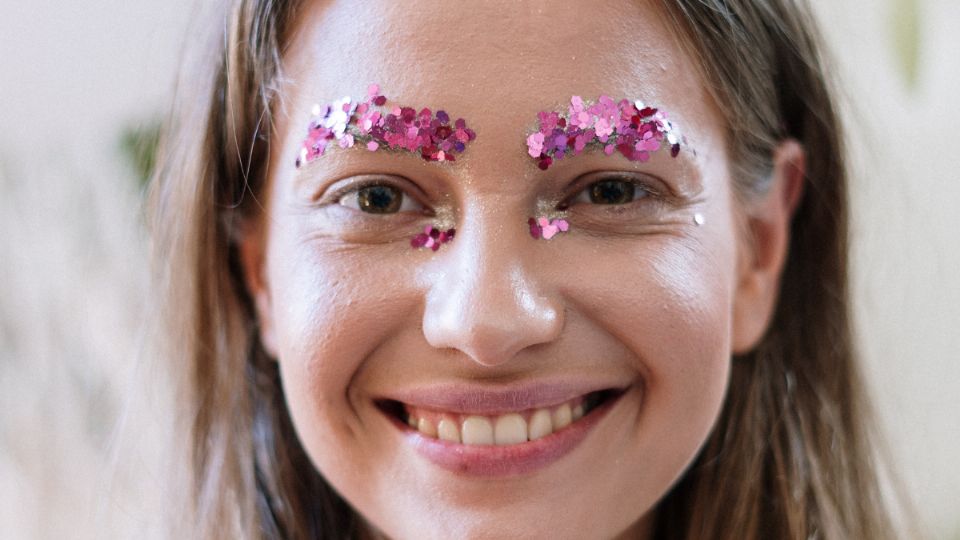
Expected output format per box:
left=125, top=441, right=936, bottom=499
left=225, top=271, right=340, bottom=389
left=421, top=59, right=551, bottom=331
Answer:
left=338, top=184, right=424, bottom=214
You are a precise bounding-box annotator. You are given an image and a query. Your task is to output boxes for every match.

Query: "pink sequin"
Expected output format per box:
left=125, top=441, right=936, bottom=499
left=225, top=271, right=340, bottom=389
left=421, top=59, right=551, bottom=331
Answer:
left=411, top=225, right=456, bottom=251
left=526, top=95, right=684, bottom=170
left=295, top=85, right=476, bottom=168
left=528, top=216, right=570, bottom=240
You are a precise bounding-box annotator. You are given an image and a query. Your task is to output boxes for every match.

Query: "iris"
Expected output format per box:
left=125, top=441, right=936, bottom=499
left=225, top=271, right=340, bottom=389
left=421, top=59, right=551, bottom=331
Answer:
left=357, top=185, right=402, bottom=214
left=589, top=179, right=635, bottom=205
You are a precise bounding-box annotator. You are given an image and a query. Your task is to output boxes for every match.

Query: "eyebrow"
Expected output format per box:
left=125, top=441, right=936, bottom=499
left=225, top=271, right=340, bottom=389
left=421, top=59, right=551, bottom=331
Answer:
left=295, top=84, right=476, bottom=170
left=525, top=95, right=685, bottom=171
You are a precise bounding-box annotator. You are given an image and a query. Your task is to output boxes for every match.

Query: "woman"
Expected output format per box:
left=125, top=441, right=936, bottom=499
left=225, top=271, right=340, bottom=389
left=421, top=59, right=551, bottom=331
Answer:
left=149, top=0, right=897, bottom=537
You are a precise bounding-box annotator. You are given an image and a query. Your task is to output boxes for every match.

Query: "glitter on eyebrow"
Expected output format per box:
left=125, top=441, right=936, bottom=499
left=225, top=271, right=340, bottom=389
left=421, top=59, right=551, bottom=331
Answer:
left=411, top=225, right=456, bottom=251
left=526, top=95, right=684, bottom=170
left=295, top=84, right=477, bottom=168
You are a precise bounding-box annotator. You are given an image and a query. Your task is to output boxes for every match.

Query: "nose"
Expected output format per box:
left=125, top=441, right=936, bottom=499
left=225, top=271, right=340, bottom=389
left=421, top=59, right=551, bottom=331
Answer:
left=421, top=216, right=564, bottom=367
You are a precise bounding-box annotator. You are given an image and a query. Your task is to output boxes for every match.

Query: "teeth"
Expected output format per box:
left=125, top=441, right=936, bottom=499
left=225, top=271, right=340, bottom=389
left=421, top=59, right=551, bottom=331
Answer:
left=552, top=403, right=572, bottom=430
left=528, top=409, right=553, bottom=440
left=402, top=391, right=610, bottom=447
left=461, top=416, right=494, bottom=445
left=437, top=418, right=460, bottom=443
left=572, top=404, right=584, bottom=421
left=494, top=414, right=527, bottom=445
left=417, top=417, right=437, bottom=438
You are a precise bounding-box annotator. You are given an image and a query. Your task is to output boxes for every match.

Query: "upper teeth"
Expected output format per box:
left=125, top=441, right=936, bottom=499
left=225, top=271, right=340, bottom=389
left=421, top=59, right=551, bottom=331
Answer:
left=404, top=396, right=589, bottom=446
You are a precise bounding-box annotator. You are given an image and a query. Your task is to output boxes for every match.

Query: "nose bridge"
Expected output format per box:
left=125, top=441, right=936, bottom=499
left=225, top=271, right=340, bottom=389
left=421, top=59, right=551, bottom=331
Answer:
left=421, top=208, right=563, bottom=366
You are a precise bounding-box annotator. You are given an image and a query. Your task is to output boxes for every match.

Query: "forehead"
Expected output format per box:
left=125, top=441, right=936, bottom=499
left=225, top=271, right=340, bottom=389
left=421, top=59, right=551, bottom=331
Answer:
left=277, top=0, right=725, bottom=189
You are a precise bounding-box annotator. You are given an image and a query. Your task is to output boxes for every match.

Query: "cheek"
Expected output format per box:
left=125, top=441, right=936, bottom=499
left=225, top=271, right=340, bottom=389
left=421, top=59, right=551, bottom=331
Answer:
left=266, top=228, right=419, bottom=469
left=567, top=227, right=736, bottom=485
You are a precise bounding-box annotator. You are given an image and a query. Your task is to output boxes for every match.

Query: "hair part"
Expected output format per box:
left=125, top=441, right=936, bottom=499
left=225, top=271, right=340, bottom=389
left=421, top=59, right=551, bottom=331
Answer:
left=149, top=0, right=898, bottom=538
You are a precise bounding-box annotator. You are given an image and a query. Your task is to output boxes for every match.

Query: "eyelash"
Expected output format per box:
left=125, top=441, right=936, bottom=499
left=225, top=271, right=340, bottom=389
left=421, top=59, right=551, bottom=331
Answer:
left=329, top=178, right=428, bottom=214
left=327, top=175, right=660, bottom=216
left=562, top=176, right=660, bottom=209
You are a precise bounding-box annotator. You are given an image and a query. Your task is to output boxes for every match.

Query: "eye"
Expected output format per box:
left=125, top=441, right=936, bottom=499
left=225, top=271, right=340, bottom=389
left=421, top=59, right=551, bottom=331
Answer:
left=568, top=177, right=652, bottom=206
left=338, top=183, right=424, bottom=214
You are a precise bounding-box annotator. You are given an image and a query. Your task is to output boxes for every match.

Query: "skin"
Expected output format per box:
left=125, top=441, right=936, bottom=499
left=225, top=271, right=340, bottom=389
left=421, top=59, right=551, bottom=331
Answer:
left=240, top=1, right=804, bottom=538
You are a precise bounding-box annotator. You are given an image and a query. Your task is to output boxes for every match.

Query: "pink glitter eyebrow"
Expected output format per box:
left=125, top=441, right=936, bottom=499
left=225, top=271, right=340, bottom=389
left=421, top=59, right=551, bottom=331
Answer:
left=526, top=95, right=684, bottom=170
left=295, top=84, right=476, bottom=168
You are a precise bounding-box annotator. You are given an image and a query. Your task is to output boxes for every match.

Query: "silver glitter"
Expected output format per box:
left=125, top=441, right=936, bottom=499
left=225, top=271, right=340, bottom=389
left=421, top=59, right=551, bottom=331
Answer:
left=693, top=213, right=705, bottom=226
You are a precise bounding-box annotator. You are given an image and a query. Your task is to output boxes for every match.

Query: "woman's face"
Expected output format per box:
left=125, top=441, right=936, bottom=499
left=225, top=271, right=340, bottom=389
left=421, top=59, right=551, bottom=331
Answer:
left=243, top=1, right=773, bottom=538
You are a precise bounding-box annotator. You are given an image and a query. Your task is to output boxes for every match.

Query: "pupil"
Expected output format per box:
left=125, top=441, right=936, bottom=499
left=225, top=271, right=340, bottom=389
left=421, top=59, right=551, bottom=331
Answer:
left=358, top=185, right=401, bottom=213
left=589, top=180, right=634, bottom=205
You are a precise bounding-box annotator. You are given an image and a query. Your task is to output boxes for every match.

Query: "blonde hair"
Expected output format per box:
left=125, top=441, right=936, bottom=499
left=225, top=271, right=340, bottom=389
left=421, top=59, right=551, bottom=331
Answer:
left=149, top=1, right=897, bottom=538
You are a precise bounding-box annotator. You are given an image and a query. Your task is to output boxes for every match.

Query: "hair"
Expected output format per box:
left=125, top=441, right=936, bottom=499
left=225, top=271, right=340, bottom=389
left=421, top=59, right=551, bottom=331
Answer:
left=148, top=0, right=898, bottom=538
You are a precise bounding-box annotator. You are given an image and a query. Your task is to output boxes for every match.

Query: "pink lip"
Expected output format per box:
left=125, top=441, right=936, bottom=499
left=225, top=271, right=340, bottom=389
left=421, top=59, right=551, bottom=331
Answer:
left=381, top=388, right=627, bottom=477
left=379, top=380, right=630, bottom=416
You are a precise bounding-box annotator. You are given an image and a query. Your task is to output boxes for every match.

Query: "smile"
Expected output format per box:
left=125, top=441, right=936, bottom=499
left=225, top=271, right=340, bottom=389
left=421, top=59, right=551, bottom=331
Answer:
left=376, top=385, right=630, bottom=476
left=390, top=389, right=620, bottom=446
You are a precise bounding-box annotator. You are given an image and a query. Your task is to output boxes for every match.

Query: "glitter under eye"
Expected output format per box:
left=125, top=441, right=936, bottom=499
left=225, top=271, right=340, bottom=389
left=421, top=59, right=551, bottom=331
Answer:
left=528, top=217, right=570, bottom=240
left=411, top=225, right=456, bottom=251
left=527, top=95, right=684, bottom=170
left=296, top=84, right=476, bottom=168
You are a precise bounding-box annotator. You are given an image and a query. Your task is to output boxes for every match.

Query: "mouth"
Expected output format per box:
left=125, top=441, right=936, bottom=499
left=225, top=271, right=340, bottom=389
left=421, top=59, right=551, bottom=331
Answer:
left=375, top=385, right=629, bottom=476
left=377, top=388, right=624, bottom=446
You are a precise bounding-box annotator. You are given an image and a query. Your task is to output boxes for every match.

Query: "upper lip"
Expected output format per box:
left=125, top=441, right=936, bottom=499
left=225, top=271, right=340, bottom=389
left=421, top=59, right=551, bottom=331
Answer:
left=378, top=379, right=632, bottom=416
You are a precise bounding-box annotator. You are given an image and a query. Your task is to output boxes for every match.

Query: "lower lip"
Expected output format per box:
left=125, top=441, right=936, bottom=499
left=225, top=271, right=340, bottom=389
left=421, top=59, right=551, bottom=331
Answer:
left=385, top=391, right=625, bottom=477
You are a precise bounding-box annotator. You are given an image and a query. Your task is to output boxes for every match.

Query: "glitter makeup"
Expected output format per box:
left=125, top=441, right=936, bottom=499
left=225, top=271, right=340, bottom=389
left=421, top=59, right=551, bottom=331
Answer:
left=296, top=84, right=477, bottom=168
left=528, top=217, right=570, bottom=240
left=526, top=95, right=683, bottom=170
left=411, top=225, right=456, bottom=251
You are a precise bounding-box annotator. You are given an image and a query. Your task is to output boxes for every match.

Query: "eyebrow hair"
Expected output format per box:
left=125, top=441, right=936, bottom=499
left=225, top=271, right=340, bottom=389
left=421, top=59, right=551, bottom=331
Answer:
left=525, top=95, right=685, bottom=171
left=294, top=84, right=476, bottom=170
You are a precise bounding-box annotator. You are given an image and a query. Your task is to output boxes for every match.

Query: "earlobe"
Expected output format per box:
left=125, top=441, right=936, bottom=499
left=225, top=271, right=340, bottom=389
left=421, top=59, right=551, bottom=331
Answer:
left=731, top=140, right=806, bottom=354
left=237, top=219, right=278, bottom=358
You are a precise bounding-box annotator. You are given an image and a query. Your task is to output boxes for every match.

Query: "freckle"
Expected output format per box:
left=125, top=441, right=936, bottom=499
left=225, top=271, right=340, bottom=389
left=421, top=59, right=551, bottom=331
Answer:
left=693, top=213, right=705, bottom=226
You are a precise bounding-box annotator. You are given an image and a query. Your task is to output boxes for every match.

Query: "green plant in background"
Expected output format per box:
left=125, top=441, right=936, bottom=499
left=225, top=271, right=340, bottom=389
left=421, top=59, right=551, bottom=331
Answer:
left=891, top=0, right=921, bottom=89
left=119, top=120, right=162, bottom=189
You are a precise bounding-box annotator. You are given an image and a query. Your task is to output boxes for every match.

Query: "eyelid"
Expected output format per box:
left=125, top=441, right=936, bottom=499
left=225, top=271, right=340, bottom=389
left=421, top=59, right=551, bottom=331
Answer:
left=563, top=171, right=667, bottom=206
left=320, top=174, right=431, bottom=211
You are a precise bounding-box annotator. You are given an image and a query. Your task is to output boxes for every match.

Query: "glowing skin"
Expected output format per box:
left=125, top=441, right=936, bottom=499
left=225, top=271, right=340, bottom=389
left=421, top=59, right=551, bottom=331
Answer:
left=240, top=1, right=804, bottom=538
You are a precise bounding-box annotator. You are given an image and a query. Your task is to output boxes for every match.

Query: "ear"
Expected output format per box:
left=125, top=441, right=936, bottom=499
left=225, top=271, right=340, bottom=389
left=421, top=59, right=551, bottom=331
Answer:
left=238, top=217, right=278, bottom=358
left=731, top=139, right=806, bottom=354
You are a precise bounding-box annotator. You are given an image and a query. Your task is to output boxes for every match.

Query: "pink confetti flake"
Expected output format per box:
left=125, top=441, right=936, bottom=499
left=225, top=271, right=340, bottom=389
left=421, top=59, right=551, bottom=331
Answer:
left=295, top=85, right=476, bottom=168
left=526, top=132, right=545, bottom=158
left=411, top=226, right=456, bottom=251
left=528, top=216, right=570, bottom=240
left=526, top=95, right=684, bottom=170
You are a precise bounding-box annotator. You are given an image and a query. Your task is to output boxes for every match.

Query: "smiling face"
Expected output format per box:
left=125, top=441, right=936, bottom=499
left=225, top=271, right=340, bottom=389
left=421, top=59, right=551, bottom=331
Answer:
left=240, top=1, right=776, bottom=538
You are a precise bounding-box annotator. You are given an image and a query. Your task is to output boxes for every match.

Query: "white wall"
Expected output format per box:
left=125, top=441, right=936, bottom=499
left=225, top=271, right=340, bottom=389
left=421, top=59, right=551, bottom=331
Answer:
left=1, top=0, right=957, bottom=538
left=813, top=1, right=960, bottom=536
left=0, top=2, right=195, bottom=538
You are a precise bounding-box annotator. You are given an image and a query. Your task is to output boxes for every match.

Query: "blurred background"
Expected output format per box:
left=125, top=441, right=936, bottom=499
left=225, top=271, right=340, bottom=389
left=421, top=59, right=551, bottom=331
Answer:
left=0, top=0, right=957, bottom=538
